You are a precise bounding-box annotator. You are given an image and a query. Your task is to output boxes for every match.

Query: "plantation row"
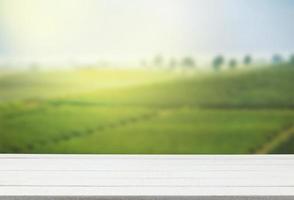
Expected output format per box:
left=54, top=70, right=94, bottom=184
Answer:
left=35, top=108, right=294, bottom=154
left=1, top=64, right=294, bottom=154
left=0, top=104, right=155, bottom=153
left=1, top=98, right=294, bottom=154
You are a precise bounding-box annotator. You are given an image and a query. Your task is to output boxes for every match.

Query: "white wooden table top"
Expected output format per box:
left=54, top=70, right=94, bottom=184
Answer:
left=0, top=155, right=293, bottom=198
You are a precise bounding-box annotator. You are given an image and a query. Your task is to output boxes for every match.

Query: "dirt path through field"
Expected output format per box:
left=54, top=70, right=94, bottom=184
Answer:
left=255, top=125, right=294, bottom=154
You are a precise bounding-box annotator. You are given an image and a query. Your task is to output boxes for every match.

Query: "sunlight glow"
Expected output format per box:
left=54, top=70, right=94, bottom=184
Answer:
left=1, top=0, right=191, bottom=63
left=0, top=0, right=293, bottom=66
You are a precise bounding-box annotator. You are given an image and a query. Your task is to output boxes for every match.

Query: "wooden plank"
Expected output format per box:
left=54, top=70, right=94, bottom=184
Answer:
left=0, top=155, right=293, bottom=199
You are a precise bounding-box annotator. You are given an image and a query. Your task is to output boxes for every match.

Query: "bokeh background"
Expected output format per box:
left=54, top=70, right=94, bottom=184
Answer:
left=0, top=0, right=294, bottom=154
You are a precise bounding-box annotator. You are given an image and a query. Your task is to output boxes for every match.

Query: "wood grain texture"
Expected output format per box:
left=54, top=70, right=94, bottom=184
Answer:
left=0, top=155, right=293, bottom=198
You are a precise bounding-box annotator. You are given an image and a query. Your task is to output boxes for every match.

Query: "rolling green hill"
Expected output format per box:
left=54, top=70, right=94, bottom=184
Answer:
left=1, top=64, right=294, bottom=154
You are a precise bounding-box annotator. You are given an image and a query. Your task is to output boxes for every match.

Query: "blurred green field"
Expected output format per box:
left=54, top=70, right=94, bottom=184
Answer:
left=0, top=64, right=294, bottom=154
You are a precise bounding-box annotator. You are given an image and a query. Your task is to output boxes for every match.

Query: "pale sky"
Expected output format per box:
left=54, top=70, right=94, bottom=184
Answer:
left=0, top=0, right=294, bottom=65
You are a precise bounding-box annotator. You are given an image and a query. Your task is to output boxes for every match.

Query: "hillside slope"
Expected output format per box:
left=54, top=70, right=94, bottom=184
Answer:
left=1, top=64, right=294, bottom=154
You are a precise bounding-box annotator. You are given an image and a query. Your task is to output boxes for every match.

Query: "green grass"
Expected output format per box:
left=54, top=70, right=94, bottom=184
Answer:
left=1, top=64, right=294, bottom=154
left=0, top=103, right=152, bottom=153
left=79, top=65, right=294, bottom=108
left=0, top=68, right=174, bottom=102
left=35, top=108, right=294, bottom=154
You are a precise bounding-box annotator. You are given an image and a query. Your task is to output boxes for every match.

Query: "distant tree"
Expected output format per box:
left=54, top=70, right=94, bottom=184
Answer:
left=154, top=55, right=164, bottom=67
left=243, top=55, right=252, bottom=65
left=272, top=54, right=283, bottom=64
left=212, top=55, right=224, bottom=71
left=182, top=57, right=196, bottom=70
left=229, top=59, right=237, bottom=69
left=289, top=54, right=294, bottom=64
